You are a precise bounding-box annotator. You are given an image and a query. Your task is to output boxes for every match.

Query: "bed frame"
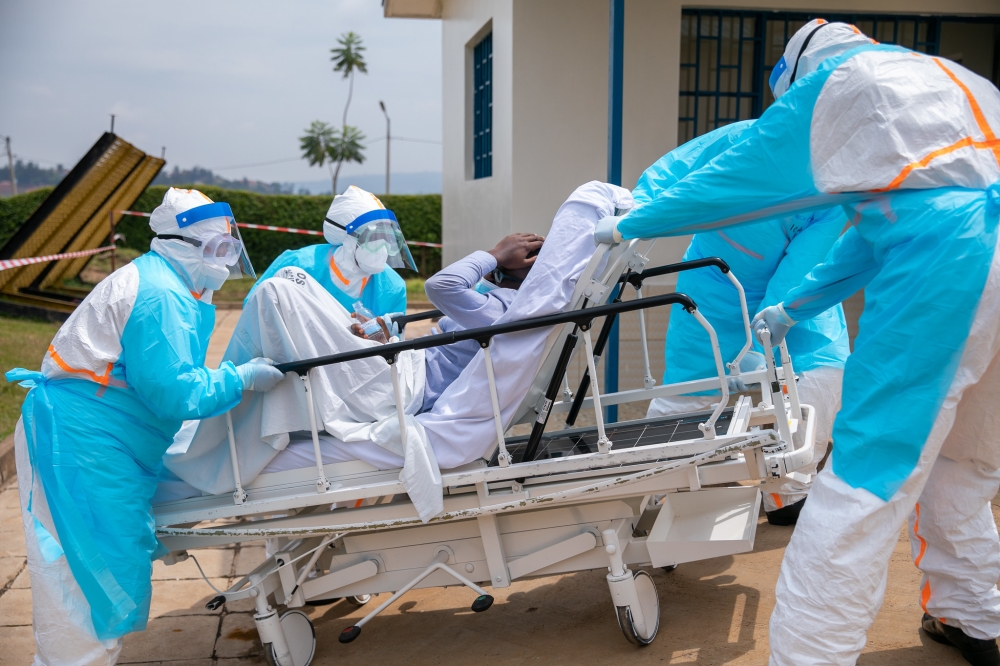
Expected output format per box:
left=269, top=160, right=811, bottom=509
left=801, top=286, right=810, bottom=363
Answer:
left=152, top=239, right=814, bottom=666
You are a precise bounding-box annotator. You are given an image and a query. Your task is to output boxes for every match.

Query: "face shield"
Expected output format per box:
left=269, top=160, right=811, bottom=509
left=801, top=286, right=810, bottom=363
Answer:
left=175, top=202, right=257, bottom=280
left=339, top=209, right=418, bottom=272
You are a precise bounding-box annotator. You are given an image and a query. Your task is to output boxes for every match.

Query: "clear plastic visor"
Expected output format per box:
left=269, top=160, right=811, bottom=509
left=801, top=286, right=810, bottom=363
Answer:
left=353, top=219, right=418, bottom=272
left=202, top=225, right=256, bottom=280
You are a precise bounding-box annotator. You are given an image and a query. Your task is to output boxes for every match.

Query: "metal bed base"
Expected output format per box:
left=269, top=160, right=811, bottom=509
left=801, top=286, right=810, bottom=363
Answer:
left=152, top=240, right=815, bottom=665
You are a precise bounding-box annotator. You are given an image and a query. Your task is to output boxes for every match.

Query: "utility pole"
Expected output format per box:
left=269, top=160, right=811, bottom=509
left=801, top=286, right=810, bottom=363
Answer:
left=3, top=136, right=16, bottom=196
left=379, top=101, right=390, bottom=195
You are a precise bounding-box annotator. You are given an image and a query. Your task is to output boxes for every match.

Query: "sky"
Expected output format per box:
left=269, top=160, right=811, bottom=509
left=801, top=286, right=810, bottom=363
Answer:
left=0, top=0, right=442, bottom=187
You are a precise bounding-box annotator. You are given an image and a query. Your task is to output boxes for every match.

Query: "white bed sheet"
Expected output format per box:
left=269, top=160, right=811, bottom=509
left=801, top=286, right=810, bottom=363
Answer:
left=154, top=181, right=633, bottom=508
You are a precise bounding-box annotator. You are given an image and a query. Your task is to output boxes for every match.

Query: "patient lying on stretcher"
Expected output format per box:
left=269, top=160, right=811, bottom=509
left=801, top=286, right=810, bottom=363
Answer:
left=355, top=231, right=543, bottom=413
left=158, top=181, right=634, bottom=519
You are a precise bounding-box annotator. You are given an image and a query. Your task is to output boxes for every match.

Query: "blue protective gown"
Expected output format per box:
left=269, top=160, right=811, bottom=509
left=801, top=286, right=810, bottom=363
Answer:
left=632, top=121, right=849, bottom=387
left=248, top=243, right=407, bottom=316
left=617, top=43, right=1000, bottom=501
left=7, top=252, right=242, bottom=639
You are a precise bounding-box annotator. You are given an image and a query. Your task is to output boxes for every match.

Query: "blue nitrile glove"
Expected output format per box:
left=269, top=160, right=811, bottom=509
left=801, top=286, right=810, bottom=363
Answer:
left=235, top=357, right=284, bottom=392
left=727, top=350, right=766, bottom=392
left=752, top=304, right=796, bottom=346
left=382, top=312, right=404, bottom=338
left=594, top=215, right=624, bottom=246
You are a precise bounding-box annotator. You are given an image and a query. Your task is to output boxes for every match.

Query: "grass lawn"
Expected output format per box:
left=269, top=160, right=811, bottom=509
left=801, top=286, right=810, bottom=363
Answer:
left=406, top=277, right=427, bottom=304
left=0, top=315, right=60, bottom=439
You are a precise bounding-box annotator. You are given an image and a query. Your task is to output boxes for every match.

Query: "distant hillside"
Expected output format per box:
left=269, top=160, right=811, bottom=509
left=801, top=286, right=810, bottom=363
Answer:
left=1, top=160, right=442, bottom=198
left=153, top=166, right=295, bottom=194
left=0, top=160, right=68, bottom=194
left=295, top=171, right=442, bottom=195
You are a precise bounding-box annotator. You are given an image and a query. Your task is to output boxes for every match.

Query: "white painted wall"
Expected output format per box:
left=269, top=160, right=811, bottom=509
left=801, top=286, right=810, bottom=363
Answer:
left=510, top=0, right=609, bottom=235
left=436, top=0, right=1000, bottom=268
left=441, top=0, right=513, bottom=264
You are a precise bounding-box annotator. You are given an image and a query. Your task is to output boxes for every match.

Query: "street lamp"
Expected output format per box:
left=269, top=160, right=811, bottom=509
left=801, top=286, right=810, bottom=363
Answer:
left=379, top=101, right=390, bottom=195
left=1, top=135, right=16, bottom=196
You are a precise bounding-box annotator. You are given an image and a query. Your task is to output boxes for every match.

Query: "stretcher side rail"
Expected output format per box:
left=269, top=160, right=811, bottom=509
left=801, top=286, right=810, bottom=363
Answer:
left=154, top=420, right=769, bottom=527
left=564, top=255, right=746, bottom=428
left=389, top=256, right=734, bottom=334
left=273, top=292, right=698, bottom=376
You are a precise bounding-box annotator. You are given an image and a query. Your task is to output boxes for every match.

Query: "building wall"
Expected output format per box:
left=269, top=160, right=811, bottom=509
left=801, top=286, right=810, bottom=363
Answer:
left=440, top=0, right=1000, bottom=267
left=510, top=0, right=609, bottom=236
left=441, top=0, right=513, bottom=264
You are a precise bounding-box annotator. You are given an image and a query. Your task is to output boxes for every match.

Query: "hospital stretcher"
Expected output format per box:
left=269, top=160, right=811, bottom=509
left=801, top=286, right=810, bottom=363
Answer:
left=152, top=239, right=815, bottom=666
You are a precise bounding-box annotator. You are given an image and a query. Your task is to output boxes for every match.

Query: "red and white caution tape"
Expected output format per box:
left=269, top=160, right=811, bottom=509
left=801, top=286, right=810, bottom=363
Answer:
left=114, top=210, right=443, bottom=248
left=234, top=222, right=323, bottom=236
left=0, top=245, right=115, bottom=272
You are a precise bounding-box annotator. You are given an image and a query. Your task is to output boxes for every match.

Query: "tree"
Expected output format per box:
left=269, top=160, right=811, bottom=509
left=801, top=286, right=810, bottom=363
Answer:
left=299, top=121, right=367, bottom=194
left=328, top=125, right=366, bottom=195
left=330, top=32, right=368, bottom=127
left=301, top=32, right=370, bottom=194
left=300, top=120, right=337, bottom=193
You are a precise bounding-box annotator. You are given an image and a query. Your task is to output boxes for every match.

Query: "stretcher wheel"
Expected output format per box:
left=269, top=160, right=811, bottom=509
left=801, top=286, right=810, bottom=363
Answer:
left=471, top=594, right=494, bottom=612
left=346, top=594, right=371, bottom=606
left=339, top=625, right=362, bottom=644
left=615, top=570, right=660, bottom=646
left=265, top=610, right=315, bottom=666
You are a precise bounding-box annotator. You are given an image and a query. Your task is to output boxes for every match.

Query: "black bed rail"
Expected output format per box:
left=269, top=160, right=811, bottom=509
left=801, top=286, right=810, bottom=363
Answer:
left=274, top=291, right=697, bottom=376
left=562, top=256, right=732, bottom=427
left=389, top=257, right=730, bottom=334
left=620, top=256, right=730, bottom=290
left=391, top=309, right=442, bottom=329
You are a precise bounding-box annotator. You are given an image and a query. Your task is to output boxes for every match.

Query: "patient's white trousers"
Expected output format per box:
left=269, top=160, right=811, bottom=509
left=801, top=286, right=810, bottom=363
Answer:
left=14, top=419, right=122, bottom=666
left=769, top=259, right=1000, bottom=664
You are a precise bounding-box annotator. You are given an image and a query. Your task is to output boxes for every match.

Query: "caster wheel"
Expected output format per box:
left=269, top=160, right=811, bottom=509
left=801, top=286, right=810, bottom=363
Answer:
left=264, top=610, right=315, bottom=666
left=615, top=570, right=660, bottom=646
left=346, top=594, right=371, bottom=606
left=661, top=564, right=678, bottom=573
left=339, top=625, right=362, bottom=644
left=471, top=594, right=494, bottom=612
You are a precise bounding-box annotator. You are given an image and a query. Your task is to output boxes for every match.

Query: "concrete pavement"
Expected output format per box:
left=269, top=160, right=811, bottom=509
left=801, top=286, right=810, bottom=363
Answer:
left=0, top=475, right=985, bottom=665
left=0, top=296, right=985, bottom=664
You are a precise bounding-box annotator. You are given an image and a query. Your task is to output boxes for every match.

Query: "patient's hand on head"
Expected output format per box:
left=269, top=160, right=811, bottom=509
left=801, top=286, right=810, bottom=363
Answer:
left=486, top=233, right=545, bottom=289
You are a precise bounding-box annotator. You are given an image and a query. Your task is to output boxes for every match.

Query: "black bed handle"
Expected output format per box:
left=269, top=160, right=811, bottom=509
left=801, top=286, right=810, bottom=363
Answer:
left=622, top=256, right=730, bottom=290
left=274, top=291, right=697, bottom=376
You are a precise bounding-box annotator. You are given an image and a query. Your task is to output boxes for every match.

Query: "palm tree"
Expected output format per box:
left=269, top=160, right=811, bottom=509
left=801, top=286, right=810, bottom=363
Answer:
left=328, top=126, right=366, bottom=195
left=331, top=32, right=368, bottom=128
left=301, top=33, right=369, bottom=194
left=299, top=120, right=337, bottom=194
left=299, top=122, right=367, bottom=194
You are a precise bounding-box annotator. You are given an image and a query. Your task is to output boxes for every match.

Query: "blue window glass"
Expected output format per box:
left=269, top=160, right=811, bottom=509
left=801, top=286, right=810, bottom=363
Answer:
left=679, top=10, right=943, bottom=144
left=473, top=32, right=493, bottom=179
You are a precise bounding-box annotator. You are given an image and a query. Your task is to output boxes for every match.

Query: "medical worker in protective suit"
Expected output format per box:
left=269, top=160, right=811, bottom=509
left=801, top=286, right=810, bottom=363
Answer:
left=636, top=121, right=850, bottom=526
left=595, top=19, right=1000, bottom=666
left=249, top=185, right=415, bottom=315
left=6, top=187, right=285, bottom=665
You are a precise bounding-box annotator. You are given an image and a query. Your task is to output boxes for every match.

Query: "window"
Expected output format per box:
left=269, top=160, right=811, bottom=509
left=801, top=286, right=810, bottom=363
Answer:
left=679, top=11, right=944, bottom=145
left=473, top=32, right=493, bottom=179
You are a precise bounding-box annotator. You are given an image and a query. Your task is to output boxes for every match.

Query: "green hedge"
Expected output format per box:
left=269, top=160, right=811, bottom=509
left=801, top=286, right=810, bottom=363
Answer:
left=0, top=186, right=442, bottom=277
left=0, top=188, right=54, bottom=249
left=119, top=186, right=441, bottom=277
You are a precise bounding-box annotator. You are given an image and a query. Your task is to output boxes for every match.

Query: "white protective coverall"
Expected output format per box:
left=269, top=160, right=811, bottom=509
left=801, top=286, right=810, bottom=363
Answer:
left=608, top=20, right=1000, bottom=664
left=8, top=188, right=265, bottom=666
